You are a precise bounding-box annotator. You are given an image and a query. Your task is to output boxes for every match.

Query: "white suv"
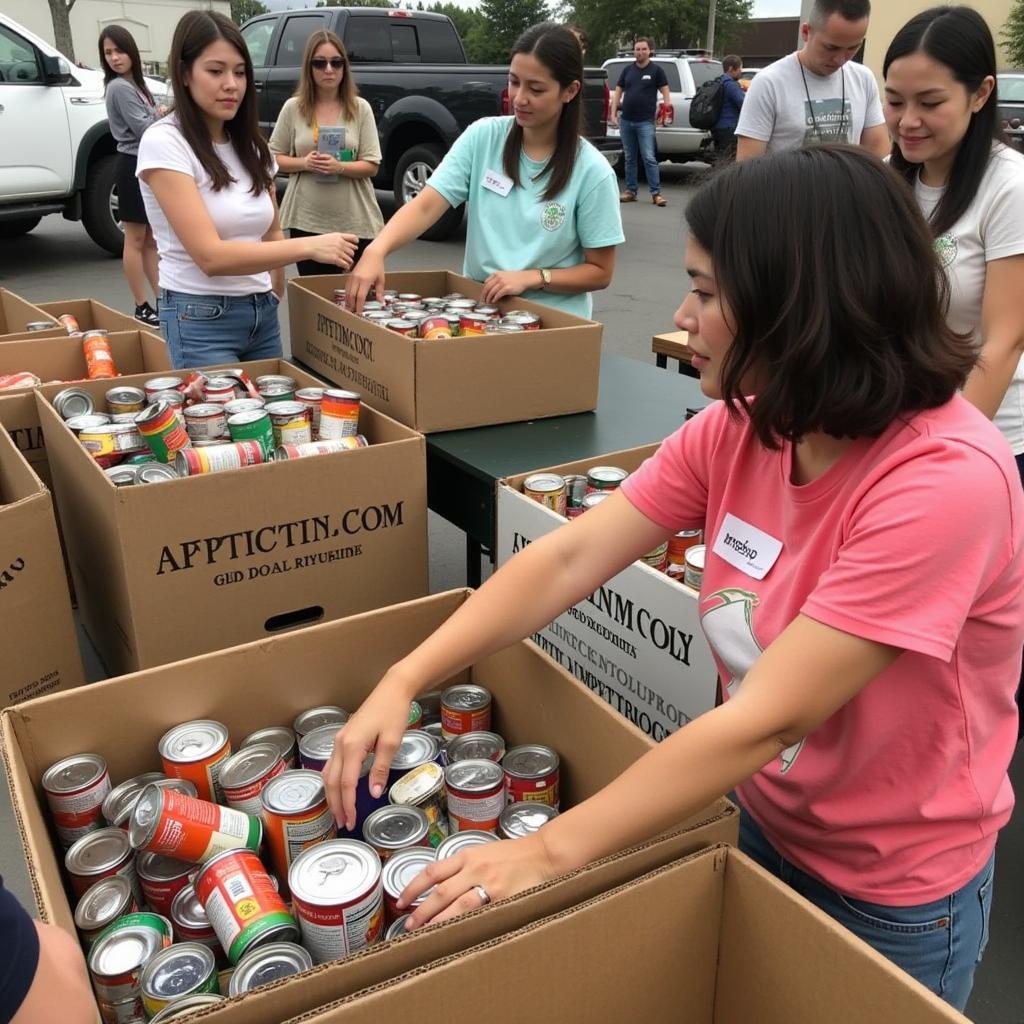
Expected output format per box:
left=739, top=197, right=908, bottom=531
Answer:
left=0, top=13, right=168, bottom=254
left=603, top=51, right=722, bottom=162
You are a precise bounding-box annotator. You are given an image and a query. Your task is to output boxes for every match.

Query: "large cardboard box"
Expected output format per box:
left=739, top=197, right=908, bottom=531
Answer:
left=496, top=445, right=718, bottom=735
left=297, top=845, right=967, bottom=1024
left=0, top=288, right=58, bottom=338
left=37, top=297, right=144, bottom=335
left=36, top=358, right=428, bottom=675
left=1, top=590, right=737, bottom=1024
left=0, top=425, right=84, bottom=705
left=288, top=271, right=602, bottom=432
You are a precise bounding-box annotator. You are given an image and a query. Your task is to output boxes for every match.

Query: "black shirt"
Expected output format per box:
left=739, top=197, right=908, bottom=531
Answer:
left=0, top=875, right=39, bottom=1022
left=619, top=61, right=669, bottom=122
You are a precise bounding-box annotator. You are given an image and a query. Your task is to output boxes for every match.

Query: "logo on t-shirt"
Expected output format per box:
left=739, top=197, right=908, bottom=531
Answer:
left=540, top=201, right=566, bottom=232
left=935, top=234, right=958, bottom=270
left=803, top=98, right=853, bottom=143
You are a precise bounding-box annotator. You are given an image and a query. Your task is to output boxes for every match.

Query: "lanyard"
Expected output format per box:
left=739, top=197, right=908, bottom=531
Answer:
left=800, top=61, right=846, bottom=143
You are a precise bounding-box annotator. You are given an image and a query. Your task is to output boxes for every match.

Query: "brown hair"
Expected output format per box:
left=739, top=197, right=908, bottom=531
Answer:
left=168, top=10, right=274, bottom=196
left=295, top=29, right=358, bottom=125
left=99, top=24, right=154, bottom=104
left=722, top=54, right=742, bottom=73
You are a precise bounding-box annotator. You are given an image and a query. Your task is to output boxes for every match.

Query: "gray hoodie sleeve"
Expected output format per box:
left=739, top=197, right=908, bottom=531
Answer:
left=105, top=78, right=159, bottom=155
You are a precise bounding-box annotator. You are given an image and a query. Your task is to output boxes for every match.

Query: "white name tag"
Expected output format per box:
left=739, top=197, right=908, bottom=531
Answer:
left=482, top=169, right=513, bottom=197
left=712, top=513, right=782, bottom=580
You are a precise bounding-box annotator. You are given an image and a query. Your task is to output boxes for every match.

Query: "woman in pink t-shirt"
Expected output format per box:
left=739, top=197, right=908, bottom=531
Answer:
left=325, top=146, right=1024, bottom=1010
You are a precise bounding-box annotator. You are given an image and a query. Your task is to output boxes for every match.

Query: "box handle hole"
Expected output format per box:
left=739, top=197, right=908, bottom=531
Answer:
left=265, top=606, right=324, bottom=632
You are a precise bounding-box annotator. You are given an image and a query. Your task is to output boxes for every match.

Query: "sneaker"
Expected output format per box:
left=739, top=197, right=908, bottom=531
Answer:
left=619, top=190, right=637, bottom=203
left=135, top=302, right=160, bottom=327
left=652, top=193, right=667, bottom=207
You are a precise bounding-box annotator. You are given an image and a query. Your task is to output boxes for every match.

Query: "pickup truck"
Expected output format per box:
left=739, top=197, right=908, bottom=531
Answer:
left=241, top=7, right=618, bottom=240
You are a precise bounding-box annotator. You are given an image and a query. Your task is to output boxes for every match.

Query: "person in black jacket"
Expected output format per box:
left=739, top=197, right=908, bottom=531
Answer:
left=712, top=55, right=747, bottom=163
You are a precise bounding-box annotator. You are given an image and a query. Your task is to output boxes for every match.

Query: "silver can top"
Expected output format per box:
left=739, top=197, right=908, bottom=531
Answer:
left=297, top=723, right=342, bottom=765
left=149, top=994, right=226, bottom=1022
left=240, top=726, right=296, bottom=762
left=128, top=784, right=166, bottom=851
left=266, top=401, right=307, bottom=418
left=445, top=731, right=505, bottom=765
left=362, top=805, right=430, bottom=851
left=137, top=464, right=179, bottom=484
left=385, top=915, right=411, bottom=940
left=417, top=690, right=443, bottom=722
left=74, top=875, right=135, bottom=932
left=53, top=386, right=95, bottom=419
left=228, top=942, right=313, bottom=997
left=140, top=942, right=216, bottom=1001
left=381, top=847, right=435, bottom=901
left=586, top=465, right=629, bottom=486
left=255, top=375, right=297, bottom=389
left=502, top=745, right=560, bottom=780
left=170, top=884, right=208, bottom=931
left=65, top=826, right=131, bottom=876
left=292, top=705, right=348, bottom=738
left=184, top=402, right=228, bottom=419
left=158, top=720, right=229, bottom=765
left=219, top=743, right=282, bottom=791
left=226, top=409, right=270, bottom=428
left=523, top=473, right=566, bottom=494
left=288, top=839, right=381, bottom=908
left=104, top=466, right=139, bottom=487
left=144, top=376, right=183, bottom=393
left=261, top=769, right=325, bottom=816
left=42, top=752, right=106, bottom=794
left=88, top=920, right=167, bottom=979
left=136, top=852, right=192, bottom=884
left=435, top=830, right=500, bottom=860
left=444, top=758, right=504, bottom=794
left=441, top=684, right=491, bottom=712
left=223, top=398, right=266, bottom=415
left=498, top=802, right=559, bottom=839
left=65, top=413, right=111, bottom=432
left=102, top=772, right=165, bottom=827
left=390, top=731, right=440, bottom=772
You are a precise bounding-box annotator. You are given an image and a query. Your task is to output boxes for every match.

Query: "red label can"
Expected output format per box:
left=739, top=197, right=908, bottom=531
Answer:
left=42, top=753, right=111, bottom=848
left=82, top=330, right=118, bottom=380
left=136, top=852, right=193, bottom=916
left=440, top=684, right=492, bottom=741
left=502, top=745, right=560, bottom=810
left=158, top=720, right=231, bottom=803
left=444, top=759, right=505, bottom=834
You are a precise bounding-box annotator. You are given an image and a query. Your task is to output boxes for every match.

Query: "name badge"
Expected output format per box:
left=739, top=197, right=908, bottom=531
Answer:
left=712, top=513, right=782, bottom=580
left=482, top=169, right=513, bottom=197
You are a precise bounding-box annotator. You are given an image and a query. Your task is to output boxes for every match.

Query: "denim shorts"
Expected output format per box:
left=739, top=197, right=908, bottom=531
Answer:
left=739, top=809, right=994, bottom=1011
left=159, top=289, right=283, bottom=370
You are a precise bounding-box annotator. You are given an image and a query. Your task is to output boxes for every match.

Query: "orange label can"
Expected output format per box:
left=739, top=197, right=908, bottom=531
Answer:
left=82, top=330, right=118, bottom=380
left=158, top=720, right=232, bottom=803
left=319, top=389, right=361, bottom=439
left=260, top=770, right=336, bottom=894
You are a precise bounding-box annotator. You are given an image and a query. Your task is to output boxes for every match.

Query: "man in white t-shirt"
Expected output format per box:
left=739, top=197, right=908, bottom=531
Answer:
left=736, top=0, right=889, bottom=161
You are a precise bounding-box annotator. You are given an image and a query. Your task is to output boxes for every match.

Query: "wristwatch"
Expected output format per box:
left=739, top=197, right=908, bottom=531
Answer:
left=539, top=268, right=552, bottom=289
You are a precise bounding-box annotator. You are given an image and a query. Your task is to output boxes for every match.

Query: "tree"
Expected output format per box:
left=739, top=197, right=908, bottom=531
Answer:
left=1003, top=0, right=1024, bottom=68
left=46, top=0, right=76, bottom=62
left=423, top=2, right=489, bottom=60
left=468, top=0, right=551, bottom=65
left=231, top=0, right=269, bottom=24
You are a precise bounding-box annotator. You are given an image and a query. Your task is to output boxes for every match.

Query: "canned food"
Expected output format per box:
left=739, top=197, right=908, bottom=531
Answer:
left=293, top=388, right=323, bottom=434
left=149, top=995, right=226, bottom=1021
left=445, top=731, right=506, bottom=765
left=194, top=848, right=298, bottom=964
left=319, top=389, right=360, bottom=439
left=240, top=726, right=298, bottom=770
left=423, top=721, right=444, bottom=746
left=445, top=297, right=474, bottom=310
left=137, top=463, right=179, bottom=484
left=222, top=397, right=266, bottom=417
left=364, top=310, right=392, bottom=324
left=668, top=529, right=702, bottom=565
left=140, top=942, right=220, bottom=1018
left=444, top=759, right=505, bottom=834
left=387, top=731, right=441, bottom=791
left=498, top=801, right=559, bottom=840
left=102, top=772, right=166, bottom=829
left=417, top=690, right=443, bottom=725
left=293, top=705, right=349, bottom=739
left=474, top=304, right=501, bottom=319
left=74, top=875, right=139, bottom=949
left=25, top=320, right=56, bottom=332
left=435, top=829, right=501, bottom=860
left=642, top=540, right=669, bottom=572
left=106, top=387, right=146, bottom=414
left=289, top=839, right=385, bottom=963
left=65, top=826, right=139, bottom=901
left=385, top=914, right=411, bottom=940
left=501, top=312, right=541, bottom=330
left=219, top=743, right=286, bottom=818
left=158, top=719, right=232, bottom=803
left=144, top=376, right=184, bottom=400
left=260, top=769, right=337, bottom=888
left=333, top=288, right=347, bottom=305
left=259, top=385, right=295, bottom=405
left=227, top=942, right=312, bottom=996
left=297, top=723, right=342, bottom=773
left=458, top=312, right=490, bottom=336
left=54, top=386, right=96, bottom=419
left=226, top=409, right=274, bottom=458
left=388, top=762, right=448, bottom=847
left=387, top=318, right=418, bottom=336
left=129, top=785, right=263, bottom=862
left=136, top=852, right=193, bottom=916
left=563, top=474, right=588, bottom=518
left=274, top=436, right=368, bottom=459
left=104, top=465, right=137, bottom=486
left=183, top=403, right=229, bottom=442
left=86, top=421, right=147, bottom=456
left=419, top=316, right=452, bottom=340
left=175, top=440, right=265, bottom=476
left=440, top=684, right=492, bottom=741
left=42, top=752, right=111, bottom=848
left=484, top=323, right=525, bottom=334
left=502, top=745, right=560, bottom=809
left=255, top=374, right=297, bottom=392
left=0, top=371, right=40, bottom=391
left=381, top=847, right=435, bottom=922
left=83, top=330, right=118, bottom=379
left=581, top=491, right=609, bottom=512
left=586, top=465, right=629, bottom=493
left=684, top=544, right=705, bottom=590
left=59, top=312, right=82, bottom=334
left=88, top=913, right=173, bottom=1024
left=523, top=473, right=567, bottom=516
left=170, top=883, right=225, bottom=964
left=204, top=376, right=239, bottom=404
left=362, top=805, right=431, bottom=862
left=137, top=401, right=192, bottom=464
left=267, top=401, right=314, bottom=446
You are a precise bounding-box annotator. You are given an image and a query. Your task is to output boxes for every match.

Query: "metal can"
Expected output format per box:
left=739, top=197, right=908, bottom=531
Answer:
left=362, top=805, right=431, bottom=862
left=332, top=288, right=347, bottom=306
left=684, top=544, right=705, bottom=590
left=77, top=424, right=122, bottom=459
left=170, top=884, right=225, bottom=964
left=54, top=386, right=95, bottom=419
left=563, top=474, right=588, bottom=518
left=458, top=312, right=490, bottom=336
left=642, top=540, right=670, bottom=572
left=668, top=529, right=702, bottom=566
left=387, top=318, right=418, bottom=336
left=444, top=759, right=505, bottom=834
left=388, top=762, right=448, bottom=847
left=65, top=414, right=111, bottom=436
left=255, top=374, right=297, bottom=392
left=106, top=386, right=146, bottom=414
left=418, top=315, right=452, bottom=340
left=158, top=719, right=232, bottom=803
left=289, top=839, right=385, bottom=963
left=222, top=397, right=266, bottom=417
left=137, top=401, right=192, bottom=464
left=498, top=801, right=559, bottom=840
left=0, top=371, right=40, bottom=391
left=297, top=723, right=342, bottom=773
left=137, top=463, right=180, bottom=484
left=219, top=743, right=286, bottom=818
left=25, top=320, right=57, bottom=332
left=194, top=848, right=298, bottom=964
left=88, top=913, right=173, bottom=1024
left=74, top=875, right=139, bottom=949
left=293, top=705, right=349, bottom=739
left=65, top=826, right=140, bottom=901
left=484, top=323, right=525, bottom=334
left=435, top=829, right=501, bottom=860
left=502, top=745, right=560, bottom=809
left=102, top=772, right=166, bottom=829
left=260, top=769, right=337, bottom=888
left=226, top=409, right=274, bottom=458
left=274, top=436, right=368, bottom=459
left=149, top=995, right=226, bottom=1021
left=474, top=304, right=501, bottom=319
left=523, top=473, right=568, bottom=517
left=319, top=388, right=361, bottom=439
left=144, top=376, right=184, bottom=400
left=267, top=401, right=314, bottom=447
left=203, top=376, right=239, bottom=404
left=406, top=701, right=423, bottom=731
left=440, top=684, right=492, bottom=741
left=580, top=491, right=610, bottom=512
left=136, top=852, right=193, bottom=916
left=42, top=752, right=111, bottom=848
left=259, top=385, right=295, bottom=405
left=183, top=403, right=229, bottom=442
left=586, top=465, right=629, bottom=493
left=240, top=726, right=297, bottom=770
left=386, top=731, right=441, bottom=791
left=385, top=914, right=411, bottom=940
left=83, top=330, right=118, bottom=379
left=417, top=690, right=443, bottom=725
left=58, top=312, right=82, bottom=334
left=445, top=731, right=506, bottom=765
left=396, top=293, right=422, bottom=304
left=140, top=942, right=220, bottom=1018
left=501, top=312, right=541, bottom=330
left=381, top=847, right=435, bottom=923
left=175, top=440, right=264, bottom=476
left=444, top=297, right=474, bottom=310
left=292, top=388, right=323, bottom=434
left=227, top=942, right=312, bottom=996
left=129, top=784, right=263, bottom=862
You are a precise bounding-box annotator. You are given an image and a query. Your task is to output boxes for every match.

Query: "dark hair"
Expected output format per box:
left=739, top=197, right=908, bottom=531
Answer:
left=169, top=10, right=274, bottom=196
left=99, top=24, right=154, bottom=104
left=634, top=37, right=653, bottom=49
left=809, top=0, right=871, bottom=28
left=722, top=54, right=742, bottom=73
left=295, top=30, right=358, bottom=124
left=684, top=145, right=973, bottom=449
left=502, top=23, right=584, bottom=202
left=883, top=6, right=1001, bottom=237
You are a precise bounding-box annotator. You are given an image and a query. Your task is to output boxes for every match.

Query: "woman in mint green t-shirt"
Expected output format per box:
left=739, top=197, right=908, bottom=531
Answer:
left=344, top=22, right=624, bottom=320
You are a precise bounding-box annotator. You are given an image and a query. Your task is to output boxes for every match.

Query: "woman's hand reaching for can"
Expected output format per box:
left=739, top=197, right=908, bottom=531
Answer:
left=344, top=247, right=387, bottom=315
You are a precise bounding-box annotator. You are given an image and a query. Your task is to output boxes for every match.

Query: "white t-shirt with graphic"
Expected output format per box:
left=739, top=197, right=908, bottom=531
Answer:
left=736, top=52, right=884, bottom=153
left=915, top=144, right=1024, bottom=454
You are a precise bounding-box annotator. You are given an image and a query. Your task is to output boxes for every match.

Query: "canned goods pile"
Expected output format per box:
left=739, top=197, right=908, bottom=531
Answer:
left=43, top=691, right=565, bottom=1020
left=333, top=288, right=542, bottom=340
left=522, top=464, right=705, bottom=587
left=52, top=369, right=370, bottom=483
left=0, top=372, right=43, bottom=391
left=0, top=325, right=122, bottom=391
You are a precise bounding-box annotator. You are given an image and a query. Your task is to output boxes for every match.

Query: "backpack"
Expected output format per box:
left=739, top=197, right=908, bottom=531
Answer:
left=689, top=78, right=725, bottom=130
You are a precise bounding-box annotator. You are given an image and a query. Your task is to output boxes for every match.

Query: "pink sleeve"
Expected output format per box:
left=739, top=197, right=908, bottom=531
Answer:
left=802, top=441, right=1019, bottom=660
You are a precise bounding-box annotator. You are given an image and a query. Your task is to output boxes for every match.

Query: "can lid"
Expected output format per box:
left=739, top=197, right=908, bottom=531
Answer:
left=444, top=758, right=503, bottom=793
left=261, top=769, right=325, bottom=815
left=227, top=409, right=269, bottom=427
left=223, top=398, right=266, bottom=414
left=385, top=915, right=411, bottom=940
left=137, top=464, right=179, bottom=484
left=323, top=389, right=361, bottom=402
left=219, top=743, right=282, bottom=790
left=362, top=805, right=430, bottom=849
left=106, top=386, right=146, bottom=402
left=205, top=375, right=238, bottom=390
left=102, top=772, right=164, bottom=826
left=240, top=726, right=295, bottom=761
left=499, top=802, right=559, bottom=839
left=435, top=830, right=500, bottom=860
left=129, top=784, right=164, bottom=850
left=297, top=724, right=343, bottom=765
left=184, top=403, right=228, bottom=418
left=65, top=414, right=111, bottom=431
left=445, top=732, right=505, bottom=764
left=581, top=492, right=610, bottom=510
left=266, top=401, right=306, bottom=417
left=74, top=875, right=134, bottom=931
left=53, top=387, right=95, bottom=419
left=501, top=745, right=560, bottom=779
left=381, top=847, right=435, bottom=900
left=136, top=852, right=192, bottom=883
left=440, top=684, right=491, bottom=712
left=685, top=544, right=706, bottom=571
left=149, top=994, right=226, bottom=1022
left=151, top=390, right=185, bottom=407
left=88, top=921, right=167, bottom=978
left=390, top=731, right=440, bottom=772
left=65, top=827, right=130, bottom=875
left=42, top=753, right=106, bottom=794
left=144, top=376, right=183, bottom=391
left=292, top=705, right=348, bottom=738
left=104, top=466, right=139, bottom=486
left=228, top=942, right=313, bottom=997
left=254, top=375, right=297, bottom=388
left=288, top=839, right=381, bottom=907
left=170, top=884, right=208, bottom=930
left=388, top=762, right=443, bottom=806
left=586, top=465, right=629, bottom=484
left=294, top=388, right=324, bottom=401
left=523, top=473, right=565, bottom=494
left=136, top=400, right=171, bottom=427
left=158, top=720, right=230, bottom=765
left=140, top=942, right=216, bottom=1000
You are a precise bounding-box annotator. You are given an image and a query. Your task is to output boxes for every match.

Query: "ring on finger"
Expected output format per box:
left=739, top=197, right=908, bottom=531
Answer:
left=473, top=884, right=491, bottom=905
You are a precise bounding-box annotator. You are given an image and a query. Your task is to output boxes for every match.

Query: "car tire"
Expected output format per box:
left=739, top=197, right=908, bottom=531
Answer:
left=0, top=215, right=42, bottom=238
left=81, top=154, right=125, bottom=256
left=393, top=143, right=463, bottom=242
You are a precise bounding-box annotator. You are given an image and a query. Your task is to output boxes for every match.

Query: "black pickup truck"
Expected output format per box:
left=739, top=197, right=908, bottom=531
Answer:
left=240, top=7, right=618, bottom=239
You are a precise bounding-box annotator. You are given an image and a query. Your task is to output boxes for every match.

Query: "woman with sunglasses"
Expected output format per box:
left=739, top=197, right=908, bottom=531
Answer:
left=270, top=31, right=384, bottom=275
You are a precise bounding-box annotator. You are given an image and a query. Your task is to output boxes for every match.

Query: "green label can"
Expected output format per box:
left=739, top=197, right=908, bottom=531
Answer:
left=137, top=402, right=193, bottom=464
left=227, top=410, right=274, bottom=459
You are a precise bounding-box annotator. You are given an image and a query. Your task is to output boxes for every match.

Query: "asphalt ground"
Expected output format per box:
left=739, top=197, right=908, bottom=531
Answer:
left=0, top=162, right=1020, bottom=1022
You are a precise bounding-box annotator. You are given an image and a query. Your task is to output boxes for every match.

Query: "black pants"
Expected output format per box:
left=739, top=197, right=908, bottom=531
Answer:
left=711, top=128, right=737, bottom=163
left=289, top=228, right=373, bottom=277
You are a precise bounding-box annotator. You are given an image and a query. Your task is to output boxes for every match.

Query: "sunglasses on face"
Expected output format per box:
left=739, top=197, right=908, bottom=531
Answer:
left=311, top=58, right=345, bottom=70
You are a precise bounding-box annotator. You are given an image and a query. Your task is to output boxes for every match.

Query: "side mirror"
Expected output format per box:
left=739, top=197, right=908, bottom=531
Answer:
left=42, top=53, right=73, bottom=85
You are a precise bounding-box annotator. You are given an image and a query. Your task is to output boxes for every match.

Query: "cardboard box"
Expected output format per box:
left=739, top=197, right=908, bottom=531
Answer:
left=296, top=844, right=967, bottom=1024
left=496, top=445, right=718, bottom=735
left=288, top=271, right=602, bottom=432
left=36, top=358, right=428, bottom=675
left=1, top=589, right=737, bottom=1024
left=0, top=425, right=84, bottom=705
left=37, top=297, right=144, bottom=335
left=0, top=288, right=59, bottom=339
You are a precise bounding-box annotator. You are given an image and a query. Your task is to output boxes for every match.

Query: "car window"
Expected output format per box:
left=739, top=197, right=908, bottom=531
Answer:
left=0, top=24, right=41, bottom=84
left=417, top=19, right=464, bottom=63
left=391, top=24, right=417, bottom=62
left=346, top=19, right=392, bottom=62
left=688, top=59, right=723, bottom=90
left=653, top=60, right=681, bottom=91
left=241, top=19, right=276, bottom=69
left=603, top=61, right=629, bottom=90
left=999, top=75, right=1024, bottom=103
left=276, top=15, right=328, bottom=68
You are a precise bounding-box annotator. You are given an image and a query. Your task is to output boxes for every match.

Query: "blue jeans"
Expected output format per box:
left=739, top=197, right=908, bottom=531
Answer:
left=619, top=117, right=660, bottom=195
left=739, top=810, right=994, bottom=1011
left=159, top=289, right=283, bottom=370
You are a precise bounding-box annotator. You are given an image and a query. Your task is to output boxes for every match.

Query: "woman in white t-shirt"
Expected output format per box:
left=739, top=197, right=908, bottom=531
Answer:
left=884, top=5, right=1024, bottom=483
left=137, top=10, right=357, bottom=369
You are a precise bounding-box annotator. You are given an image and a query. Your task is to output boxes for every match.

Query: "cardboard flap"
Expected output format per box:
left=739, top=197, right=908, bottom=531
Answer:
left=37, top=298, right=146, bottom=335
left=0, top=426, right=45, bottom=506
left=0, top=289, right=57, bottom=337
left=0, top=330, right=169, bottom=383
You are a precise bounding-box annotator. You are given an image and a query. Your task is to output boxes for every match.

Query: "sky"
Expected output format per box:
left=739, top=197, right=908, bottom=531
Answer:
left=263, top=0, right=801, bottom=14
